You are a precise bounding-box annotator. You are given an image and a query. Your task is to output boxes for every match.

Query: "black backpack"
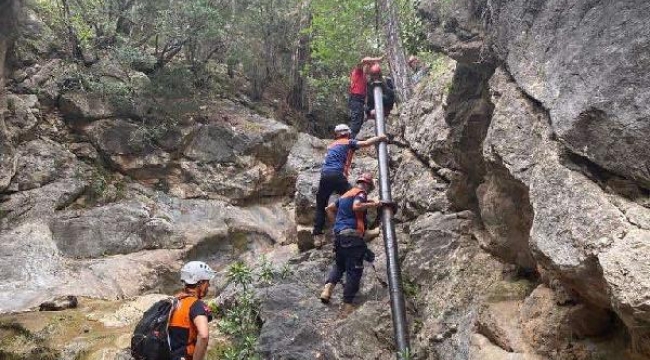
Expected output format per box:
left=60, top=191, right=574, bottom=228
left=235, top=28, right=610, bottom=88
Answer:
left=130, top=297, right=178, bottom=360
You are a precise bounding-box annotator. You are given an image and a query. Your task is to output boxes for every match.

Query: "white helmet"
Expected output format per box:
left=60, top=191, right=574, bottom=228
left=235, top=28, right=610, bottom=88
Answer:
left=334, top=124, right=351, bottom=134
left=180, top=261, right=216, bottom=285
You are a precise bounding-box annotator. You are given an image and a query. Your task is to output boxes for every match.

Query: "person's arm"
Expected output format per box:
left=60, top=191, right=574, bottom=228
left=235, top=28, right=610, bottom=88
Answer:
left=361, top=56, right=383, bottom=65
left=357, top=134, right=387, bottom=147
left=192, top=314, right=210, bottom=360
left=353, top=198, right=380, bottom=211
left=326, top=202, right=338, bottom=223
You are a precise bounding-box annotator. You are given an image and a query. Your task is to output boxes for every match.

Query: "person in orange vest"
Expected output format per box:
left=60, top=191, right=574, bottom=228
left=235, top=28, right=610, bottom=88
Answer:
left=312, top=124, right=386, bottom=246
left=349, top=56, right=383, bottom=138
left=319, top=173, right=387, bottom=316
left=169, top=261, right=216, bottom=360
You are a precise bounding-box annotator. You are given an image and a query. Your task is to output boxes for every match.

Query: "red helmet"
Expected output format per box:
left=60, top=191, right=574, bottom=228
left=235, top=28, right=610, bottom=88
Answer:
left=369, top=63, right=382, bottom=76
left=356, top=173, right=375, bottom=191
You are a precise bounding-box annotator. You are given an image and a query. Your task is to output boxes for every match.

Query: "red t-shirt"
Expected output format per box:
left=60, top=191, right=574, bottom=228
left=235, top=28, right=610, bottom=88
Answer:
left=349, top=67, right=366, bottom=96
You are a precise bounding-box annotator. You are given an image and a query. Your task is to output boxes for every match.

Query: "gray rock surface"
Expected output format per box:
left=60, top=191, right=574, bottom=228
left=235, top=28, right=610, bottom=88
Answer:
left=84, top=118, right=171, bottom=178
left=421, top=0, right=650, bottom=188
left=50, top=201, right=181, bottom=258
left=9, top=137, right=85, bottom=191
left=0, top=126, right=16, bottom=191
left=485, top=67, right=650, bottom=353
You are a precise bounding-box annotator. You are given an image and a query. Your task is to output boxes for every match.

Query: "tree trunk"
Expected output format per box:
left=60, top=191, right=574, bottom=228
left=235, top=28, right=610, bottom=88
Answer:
left=61, top=0, right=85, bottom=61
left=378, top=0, right=411, bottom=101
left=287, top=0, right=311, bottom=111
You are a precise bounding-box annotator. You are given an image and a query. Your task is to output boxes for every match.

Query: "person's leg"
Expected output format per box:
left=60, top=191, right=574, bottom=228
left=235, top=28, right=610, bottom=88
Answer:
left=349, top=98, right=365, bottom=139
left=334, top=173, right=351, bottom=195
left=321, top=242, right=345, bottom=303
left=327, top=240, right=345, bottom=284
left=342, top=245, right=366, bottom=304
left=313, top=174, right=334, bottom=235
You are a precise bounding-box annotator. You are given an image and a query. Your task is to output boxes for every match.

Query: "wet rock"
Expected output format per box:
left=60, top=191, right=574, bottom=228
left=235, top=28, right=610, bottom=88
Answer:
left=39, top=295, right=78, bottom=311
left=99, top=294, right=169, bottom=327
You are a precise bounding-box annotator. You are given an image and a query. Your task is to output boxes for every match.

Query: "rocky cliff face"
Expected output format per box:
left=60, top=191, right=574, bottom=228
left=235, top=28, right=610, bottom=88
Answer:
left=399, top=0, right=650, bottom=358
left=1, top=1, right=650, bottom=359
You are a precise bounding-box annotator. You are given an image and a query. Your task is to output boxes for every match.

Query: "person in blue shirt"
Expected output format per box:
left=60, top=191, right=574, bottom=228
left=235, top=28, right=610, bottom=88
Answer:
left=319, top=173, right=385, bottom=316
left=312, top=124, right=386, bottom=241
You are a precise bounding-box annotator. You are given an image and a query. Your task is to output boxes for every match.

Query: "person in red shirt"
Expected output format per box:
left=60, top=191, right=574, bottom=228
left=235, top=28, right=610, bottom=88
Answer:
left=348, top=56, right=382, bottom=138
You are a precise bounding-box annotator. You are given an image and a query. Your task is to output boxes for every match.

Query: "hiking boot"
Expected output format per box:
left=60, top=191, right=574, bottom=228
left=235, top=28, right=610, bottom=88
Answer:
left=320, top=283, right=335, bottom=304
left=339, top=303, right=356, bottom=319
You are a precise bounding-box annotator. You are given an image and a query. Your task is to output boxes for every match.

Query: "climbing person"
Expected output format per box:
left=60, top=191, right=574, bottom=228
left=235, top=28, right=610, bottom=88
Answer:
left=169, top=261, right=216, bottom=360
left=349, top=55, right=383, bottom=138
left=365, top=63, right=396, bottom=120
left=319, top=173, right=390, bottom=317
left=312, top=124, right=387, bottom=246
left=408, top=55, right=429, bottom=85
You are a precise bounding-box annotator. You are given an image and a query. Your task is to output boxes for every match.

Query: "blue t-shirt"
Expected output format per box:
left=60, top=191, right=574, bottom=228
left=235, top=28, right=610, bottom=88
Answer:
left=321, top=138, right=359, bottom=177
left=333, top=187, right=368, bottom=235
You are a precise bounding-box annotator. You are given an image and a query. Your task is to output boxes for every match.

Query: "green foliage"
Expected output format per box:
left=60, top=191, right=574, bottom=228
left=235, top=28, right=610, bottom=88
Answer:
left=398, top=348, right=413, bottom=360
left=308, top=0, right=377, bottom=103
left=257, top=256, right=275, bottom=285
left=215, top=261, right=262, bottom=359
left=402, top=277, right=420, bottom=300
left=227, top=261, right=254, bottom=291
left=280, top=263, right=293, bottom=280
left=397, top=0, right=427, bottom=54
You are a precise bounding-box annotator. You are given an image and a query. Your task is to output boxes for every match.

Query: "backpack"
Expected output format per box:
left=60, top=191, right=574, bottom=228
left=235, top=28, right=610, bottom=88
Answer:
left=130, top=297, right=177, bottom=360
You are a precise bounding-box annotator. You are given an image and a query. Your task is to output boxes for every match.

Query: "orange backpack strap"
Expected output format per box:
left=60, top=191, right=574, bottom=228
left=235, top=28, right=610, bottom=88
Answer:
left=170, top=294, right=200, bottom=357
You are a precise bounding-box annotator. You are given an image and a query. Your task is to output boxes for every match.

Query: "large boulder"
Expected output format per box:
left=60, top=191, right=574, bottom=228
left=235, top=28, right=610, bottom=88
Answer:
left=84, top=118, right=171, bottom=179
left=0, top=178, right=88, bottom=229
left=0, top=221, right=68, bottom=313
left=402, top=211, right=506, bottom=359
left=4, top=93, right=39, bottom=139
left=8, top=137, right=87, bottom=191
left=50, top=201, right=182, bottom=258
left=484, top=67, right=650, bottom=352
left=421, top=0, right=650, bottom=188
left=391, top=149, right=451, bottom=221
left=59, top=91, right=118, bottom=124
left=178, top=103, right=297, bottom=202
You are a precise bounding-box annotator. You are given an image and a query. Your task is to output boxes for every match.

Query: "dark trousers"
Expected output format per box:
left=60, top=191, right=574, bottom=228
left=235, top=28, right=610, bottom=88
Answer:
left=313, top=172, right=351, bottom=235
left=348, top=94, right=365, bottom=139
left=326, top=235, right=366, bottom=304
